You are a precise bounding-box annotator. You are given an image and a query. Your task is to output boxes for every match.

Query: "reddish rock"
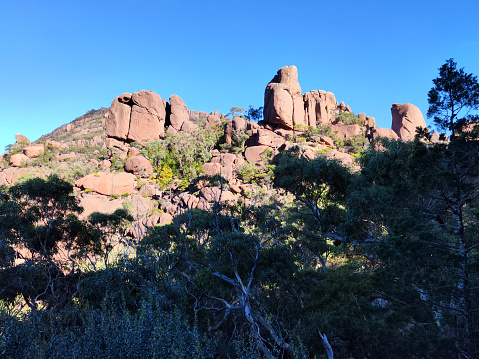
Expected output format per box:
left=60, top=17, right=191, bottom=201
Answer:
left=200, top=187, right=236, bottom=203
left=180, top=119, right=197, bottom=133
left=320, top=136, right=335, bottom=147
left=75, top=172, right=136, bottom=196
left=187, top=195, right=199, bottom=209
left=391, top=103, right=427, bottom=141
left=78, top=195, right=123, bottom=219
left=128, top=147, right=140, bottom=157
left=144, top=215, right=160, bottom=227
left=203, top=162, right=222, bottom=176
left=124, top=155, right=153, bottom=178
left=206, top=114, right=221, bottom=128
left=100, top=160, right=111, bottom=169
left=105, top=137, right=128, bottom=151
left=304, top=90, right=337, bottom=127
left=23, top=144, right=44, bottom=158
left=88, top=159, right=100, bottom=167
left=232, top=117, right=246, bottom=131
left=264, top=66, right=303, bottom=129
left=371, top=126, right=399, bottom=140
left=139, top=184, right=157, bottom=197
left=15, top=134, right=30, bottom=145
left=9, top=153, right=30, bottom=167
left=244, top=145, right=270, bottom=163
left=56, top=152, right=77, bottom=161
left=158, top=213, right=173, bottom=225
left=366, top=116, right=375, bottom=128
left=45, top=140, right=62, bottom=148
left=106, top=93, right=132, bottom=140
left=169, top=94, right=189, bottom=131
left=332, top=124, right=362, bottom=139
left=224, top=123, right=233, bottom=145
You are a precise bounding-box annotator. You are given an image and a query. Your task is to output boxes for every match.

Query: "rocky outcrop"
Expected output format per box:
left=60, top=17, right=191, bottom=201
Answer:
left=264, top=65, right=304, bottom=129
left=124, top=155, right=153, bottom=178
left=75, top=172, right=136, bottom=196
left=303, top=90, right=338, bottom=127
left=14, top=134, right=30, bottom=146
left=106, top=90, right=166, bottom=142
left=23, top=144, right=45, bottom=158
left=9, top=153, right=30, bottom=167
left=169, top=95, right=195, bottom=133
left=391, top=103, right=427, bottom=141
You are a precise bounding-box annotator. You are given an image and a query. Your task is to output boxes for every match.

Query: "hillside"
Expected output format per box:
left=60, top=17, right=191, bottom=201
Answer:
left=1, top=62, right=475, bottom=359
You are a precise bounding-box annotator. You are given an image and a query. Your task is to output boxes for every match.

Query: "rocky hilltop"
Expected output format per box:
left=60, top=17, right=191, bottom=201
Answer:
left=0, top=65, right=431, bottom=239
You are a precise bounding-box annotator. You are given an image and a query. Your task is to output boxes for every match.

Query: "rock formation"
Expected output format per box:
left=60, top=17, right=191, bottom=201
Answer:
left=264, top=65, right=305, bottom=129
left=106, top=90, right=166, bottom=142
left=303, top=90, right=338, bottom=127
left=391, top=103, right=427, bottom=141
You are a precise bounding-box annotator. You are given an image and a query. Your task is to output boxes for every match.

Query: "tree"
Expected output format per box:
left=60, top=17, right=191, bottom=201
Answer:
left=245, top=105, right=263, bottom=123
left=138, top=203, right=312, bottom=358
left=354, top=135, right=479, bottom=358
left=0, top=175, right=113, bottom=310
left=228, top=106, right=245, bottom=118
left=428, top=58, right=479, bottom=137
left=274, top=147, right=352, bottom=271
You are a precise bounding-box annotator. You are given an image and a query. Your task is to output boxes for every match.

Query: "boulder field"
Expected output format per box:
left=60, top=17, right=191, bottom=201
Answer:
left=0, top=65, right=437, bottom=239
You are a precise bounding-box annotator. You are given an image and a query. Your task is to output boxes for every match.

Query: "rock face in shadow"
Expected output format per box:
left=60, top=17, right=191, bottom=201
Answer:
left=391, top=103, right=427, bottom=141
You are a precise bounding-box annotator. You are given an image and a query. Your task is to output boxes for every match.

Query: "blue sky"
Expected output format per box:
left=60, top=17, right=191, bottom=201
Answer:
left=1, top=0, right=478, bottom=151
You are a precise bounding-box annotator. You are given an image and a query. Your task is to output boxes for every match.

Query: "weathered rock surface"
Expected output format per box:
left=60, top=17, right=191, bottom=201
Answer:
left=169, top=95, right=193, bottom=132
left=23, top=144, right=45, bottom=158
left=264, top=65, right=304, bottom=129
left=303, top=90, right=338, bottom=127
left=106, top=93, right=132, bottom=140
left=75, top=172, right=136, bottom=196
left=106, top=91, right=166, bottom=142
left=391, top=103, right=427, bottom=141
left=371, top=126, right=399, bottom=140
left=9, top=153, right=30, bottom=167
left=78, top=195, right=124, bottom=219
left=245, top=146, right=270, bottom=163
left=124, top=155, right=153, bottom=178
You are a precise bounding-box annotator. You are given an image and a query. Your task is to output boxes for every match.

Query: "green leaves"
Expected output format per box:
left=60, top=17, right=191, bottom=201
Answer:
left=428, top=58, right=479, bottom=136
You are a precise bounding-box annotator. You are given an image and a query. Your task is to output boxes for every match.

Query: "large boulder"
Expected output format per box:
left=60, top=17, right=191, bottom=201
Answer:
left=371, top=126, right=399, bottom=140
left=169, top=94, right=192, bottom=132
left=264, top=66, right=304, bottom=129
left=391, top=103, right=427, bottom=141
left=9, top=153, right=30, bottom=167
left=75, top=172, right=136, bottom=196
left=106, top=91, right=166, bottom=142
left=23, top=144, right=44, bottom=158
left=244, top=145, right=270, bottom=163
left=78, top=195, right=124, bottom=219
left=106, top=93, right=132, bottom=140
left=303, top=90, right=338, bottom=127
left=128, top=90, right=166, bottom=142
left=14, top=134, right=30, bottom=147
left=124, top=155, right=153, bottom=178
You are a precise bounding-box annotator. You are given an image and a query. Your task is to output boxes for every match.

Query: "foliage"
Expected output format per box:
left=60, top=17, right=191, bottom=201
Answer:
left=244, top=105, right=263, bottom=123
left=334, top=111, right=363, bottom=125
left=428, top=58, right=479, bottom=136
left=0, top=296, right=218, bottom=359
left=274, top=147, right=352, bottom=271
left=140, top=129, right=217, bottom=181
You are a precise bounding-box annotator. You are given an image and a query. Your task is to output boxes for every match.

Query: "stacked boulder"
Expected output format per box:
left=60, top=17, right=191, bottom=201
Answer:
left=264, top=66, right=305, bottom=129
left=391, top=103, right=427, bottom=141
left=105, top=90, right=195, bottom=143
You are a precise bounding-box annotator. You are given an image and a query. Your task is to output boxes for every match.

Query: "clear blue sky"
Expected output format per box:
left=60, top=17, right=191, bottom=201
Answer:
left=1, top=0, right=478, bottom=151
